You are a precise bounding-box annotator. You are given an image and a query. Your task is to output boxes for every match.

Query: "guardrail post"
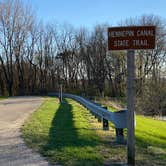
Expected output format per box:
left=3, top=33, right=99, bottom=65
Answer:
left=94, top=113, right=102, bottom=122
left=97, top=116, right=102, bottom=122
left=115, top=128, right=126, bottom=144
left=90, top=110, right=102, bottom=122
left=91, top=112, right=95, bottom=117
left=102, top=106, right=109, bottom=130
left=59, top=84, right=63, bottom=103
left=103, top=118, right=109, bottom=130
left=94, top=114, right=98, bottom=119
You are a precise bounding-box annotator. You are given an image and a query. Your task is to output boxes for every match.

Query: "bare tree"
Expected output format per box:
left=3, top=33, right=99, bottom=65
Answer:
left=0, top=0, right=34, bottom=95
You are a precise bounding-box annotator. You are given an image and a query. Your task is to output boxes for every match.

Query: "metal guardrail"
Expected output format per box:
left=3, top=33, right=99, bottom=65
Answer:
left=48, top=93, right=127, bottom=129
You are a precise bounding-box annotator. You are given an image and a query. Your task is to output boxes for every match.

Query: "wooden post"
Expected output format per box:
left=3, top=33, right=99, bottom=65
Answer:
left=59, top=84, right=63, bottom=103
left=103, top=118, right=109, bottom=130
left=102, top=106, right=109, bottom=130
left=60, top=84, right=62, bottom=102
left=97, top=116, right=102, bottom=122
left=115, top=128, right=125, bottom=144
left=127, top=50, right=135, bottom=165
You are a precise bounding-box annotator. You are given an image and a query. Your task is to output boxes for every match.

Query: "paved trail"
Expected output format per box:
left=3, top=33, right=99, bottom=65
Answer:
left=0, top=97, right=52, bottom=166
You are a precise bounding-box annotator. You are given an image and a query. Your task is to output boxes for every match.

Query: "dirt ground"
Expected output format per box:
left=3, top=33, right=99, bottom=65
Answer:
left=0, top=97, right=53, bottom=166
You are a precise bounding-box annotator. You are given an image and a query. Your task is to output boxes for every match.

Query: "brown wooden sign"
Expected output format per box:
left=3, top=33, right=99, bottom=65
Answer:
left=108, top=26, right=156, bottom=50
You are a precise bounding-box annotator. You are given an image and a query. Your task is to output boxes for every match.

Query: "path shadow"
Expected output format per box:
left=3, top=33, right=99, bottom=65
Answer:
left=42, top=98, right=128, bottom=165
left=43, top=98, right=99, bottom=151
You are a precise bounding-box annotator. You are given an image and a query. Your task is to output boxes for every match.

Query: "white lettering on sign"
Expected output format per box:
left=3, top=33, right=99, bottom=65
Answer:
left=110, top=31, right=134, bottom=37
left=108, top=26, right=156, bottom=50
left=133, top=40, right=148, bottom=46
left=137, top=30, right=154, bottom=36
left=114, top=40, right=129, bottom=47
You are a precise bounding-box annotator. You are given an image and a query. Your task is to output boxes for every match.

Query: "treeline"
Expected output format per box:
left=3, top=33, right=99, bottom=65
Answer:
left=0, top=0, right=166, bottom=116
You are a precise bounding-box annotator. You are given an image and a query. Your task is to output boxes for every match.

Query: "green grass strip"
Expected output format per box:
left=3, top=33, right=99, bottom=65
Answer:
left=136, top=115, right=166, bottom=149
left=0, top=96, right=7, bottom=100
left=22, top=97, right=166, bottom=165
left=22, top=97, right=103, bottom=166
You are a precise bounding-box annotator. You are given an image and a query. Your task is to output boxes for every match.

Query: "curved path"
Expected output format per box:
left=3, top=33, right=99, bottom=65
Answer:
left=0, top=97, right=52, bottom=166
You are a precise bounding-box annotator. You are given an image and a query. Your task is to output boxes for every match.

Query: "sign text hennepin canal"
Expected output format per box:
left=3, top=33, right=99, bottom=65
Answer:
left=108, top=26, right=155, bottom=50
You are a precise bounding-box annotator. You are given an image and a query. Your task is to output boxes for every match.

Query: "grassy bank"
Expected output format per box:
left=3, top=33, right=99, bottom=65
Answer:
left=102, top=99, right=166, bottom=165
left=22, top=97, right=126, bottom=165
left=22, top=97, right=166, bottom=166
left=135, top=115, right=166, bottom=165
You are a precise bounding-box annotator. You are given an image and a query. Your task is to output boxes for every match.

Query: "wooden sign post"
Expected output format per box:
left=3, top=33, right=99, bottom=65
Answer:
left=59, top=84, right=63, bottom=103
left=127, top=49, right=135, bottom=165
left=108, top=26, right=156, bottom=165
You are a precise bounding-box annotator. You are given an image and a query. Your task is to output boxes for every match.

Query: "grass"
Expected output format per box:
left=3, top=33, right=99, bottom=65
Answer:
left=135, top=115, right=166, bottom=165
left=22, top=97, right=166, bottom=166
left=0, top=96, right=7, bottom=100
left=22, top=97, right=126, bottom=166
left=95, top=97, right=126, bottom=111
left=100, top=98, right=166, bottom=165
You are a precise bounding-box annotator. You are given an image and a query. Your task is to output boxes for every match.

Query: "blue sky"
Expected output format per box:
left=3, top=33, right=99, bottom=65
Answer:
left=24, top=0, right=166, bottom=28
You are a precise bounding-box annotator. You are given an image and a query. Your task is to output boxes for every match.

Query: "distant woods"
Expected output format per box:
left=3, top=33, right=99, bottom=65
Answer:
left=0, top=0, right=166, bottom=116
